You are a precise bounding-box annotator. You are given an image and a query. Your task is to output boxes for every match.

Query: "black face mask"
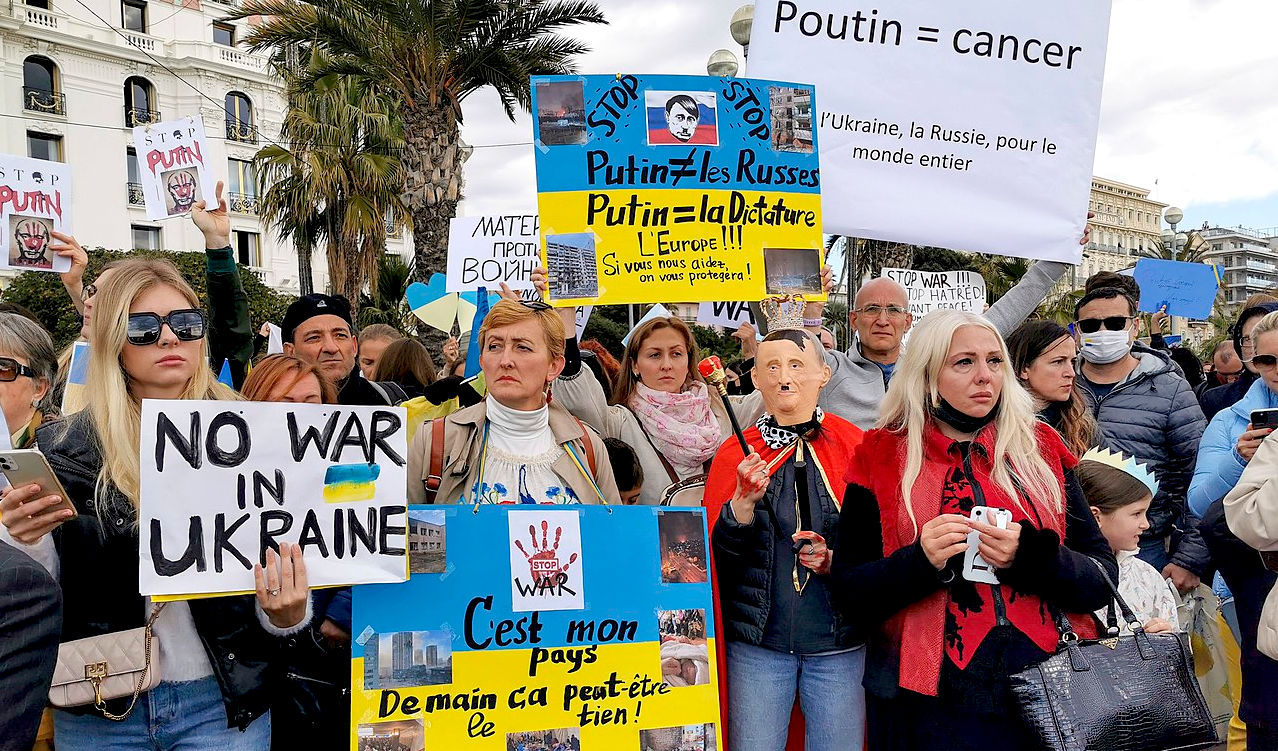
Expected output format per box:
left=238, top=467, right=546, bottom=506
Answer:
left=931, top=398, right=999, bottom=435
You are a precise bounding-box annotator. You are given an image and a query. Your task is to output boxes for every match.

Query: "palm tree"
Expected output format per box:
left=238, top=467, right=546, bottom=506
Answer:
left=1137, top=231, right=1210, bottom=264
left=231, top=0, right=606, bottom=282
left=256, top=51, right=409, bottom=312
left=359, top=254, right=415, bottom=331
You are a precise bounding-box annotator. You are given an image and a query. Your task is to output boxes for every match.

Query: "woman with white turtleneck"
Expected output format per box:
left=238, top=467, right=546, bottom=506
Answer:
left=407, top=300, right=618, bottom=505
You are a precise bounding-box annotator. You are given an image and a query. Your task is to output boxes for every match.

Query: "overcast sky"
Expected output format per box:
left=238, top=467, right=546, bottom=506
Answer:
left=458, top=0, right=1278, bottom=234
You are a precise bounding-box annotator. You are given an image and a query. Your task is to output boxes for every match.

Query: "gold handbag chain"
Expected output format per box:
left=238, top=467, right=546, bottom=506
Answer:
left=90, top=603, right=167, bottom=722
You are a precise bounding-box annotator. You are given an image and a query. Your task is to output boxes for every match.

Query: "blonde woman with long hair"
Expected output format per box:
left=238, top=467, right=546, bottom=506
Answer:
left=827, top=311, right=1116, bottom=751
left=1, top=258, right=310, bottom=750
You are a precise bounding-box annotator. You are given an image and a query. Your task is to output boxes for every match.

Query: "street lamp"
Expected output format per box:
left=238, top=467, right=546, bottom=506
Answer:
left=1163, top=206, right=1185, bottom=336
left=706, top=49, right=739, bottom=77
left=730, top=4, right=755, bottom=59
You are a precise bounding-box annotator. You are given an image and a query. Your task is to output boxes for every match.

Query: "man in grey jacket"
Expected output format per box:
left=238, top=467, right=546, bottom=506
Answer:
left=805, top=260, right=1072, bottom=429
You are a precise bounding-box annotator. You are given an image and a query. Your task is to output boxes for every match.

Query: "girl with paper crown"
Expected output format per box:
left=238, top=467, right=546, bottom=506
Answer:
left=1077, top=447, right=1179, bottom=635
left=0, top=258, right=312, bottom=749
left=829, top=310, right=1116, bottom=751
left=529, top=268, right=764, bottom=506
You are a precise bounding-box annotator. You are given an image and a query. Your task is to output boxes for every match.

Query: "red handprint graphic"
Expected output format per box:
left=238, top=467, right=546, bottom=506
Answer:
left=514, top=520, right=578, bottom=589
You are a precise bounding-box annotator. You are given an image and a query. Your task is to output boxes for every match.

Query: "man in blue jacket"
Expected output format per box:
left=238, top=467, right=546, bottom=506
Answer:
left=1074, top=283, right=1210, bottom=590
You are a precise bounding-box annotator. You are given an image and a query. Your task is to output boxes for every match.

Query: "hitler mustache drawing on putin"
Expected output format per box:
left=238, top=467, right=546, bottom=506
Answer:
left=133, top=116, right=217, bottom=221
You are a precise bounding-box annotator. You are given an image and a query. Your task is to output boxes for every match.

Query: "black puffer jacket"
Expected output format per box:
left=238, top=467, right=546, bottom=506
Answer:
left=41, top=414, right=281, bottom=729
left=1078, top=344, right=1211, bottom=574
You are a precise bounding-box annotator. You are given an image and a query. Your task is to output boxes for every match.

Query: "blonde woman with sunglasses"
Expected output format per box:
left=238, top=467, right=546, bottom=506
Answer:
left=1, top=258, right=311, bottom=750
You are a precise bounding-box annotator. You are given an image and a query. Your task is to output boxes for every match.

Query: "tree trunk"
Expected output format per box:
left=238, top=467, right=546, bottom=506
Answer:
left=296, top=241, right=314, bottom=296
left=401, top=97, right=468, bottom=353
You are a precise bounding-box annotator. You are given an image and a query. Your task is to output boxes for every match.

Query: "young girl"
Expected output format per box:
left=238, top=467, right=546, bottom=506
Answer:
left=1077, top=448, right=1180, bottom=634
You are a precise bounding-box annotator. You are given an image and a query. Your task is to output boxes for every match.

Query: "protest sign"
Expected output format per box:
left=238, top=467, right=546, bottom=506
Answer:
left=61, top=340, right=89, bottom=415
left=352, top=505, right=720, bottom=749
left=882, top=268, right=987, bottom=316
left=576, top=305, right=593, bottom=339
left=1132, top=258, right=1220, bottom=320
left=697, top=300, right=757, bottom=329
left=531, top=74, right=824, bottom=307
left=0, top=154, right=71, bottom=274
left=132, top=116, right=216, bottom=221
left=747, top=0, right=1113, bottom=264
left=139, top=400, right=409, bottom=598
left=447, top=215, right=539, bottom=293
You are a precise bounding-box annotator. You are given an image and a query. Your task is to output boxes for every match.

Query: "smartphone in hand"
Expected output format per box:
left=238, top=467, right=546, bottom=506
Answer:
left=0, top=449, right=75, bottom=519
left=962, top=506, right=1010, bottom=584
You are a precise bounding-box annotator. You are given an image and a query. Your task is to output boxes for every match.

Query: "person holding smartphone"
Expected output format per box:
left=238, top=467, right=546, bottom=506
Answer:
left=0, top=312, right=58, bottom=448
left=0, top=258, right=311, bottom=750
left=829, top=310, right=1115, bottom=751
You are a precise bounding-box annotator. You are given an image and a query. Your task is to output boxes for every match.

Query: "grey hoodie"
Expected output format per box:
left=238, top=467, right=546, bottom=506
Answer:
left=818, top=260, right=1069, bottom=429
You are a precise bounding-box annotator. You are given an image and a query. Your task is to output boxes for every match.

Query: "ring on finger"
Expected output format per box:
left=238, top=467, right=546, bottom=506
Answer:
left=267, top=588, right=280, bottom=597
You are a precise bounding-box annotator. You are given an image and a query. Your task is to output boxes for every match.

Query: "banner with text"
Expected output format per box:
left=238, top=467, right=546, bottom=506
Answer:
left=0, top=154, right=72, bottom=274
left=447, top=215, right=540, bottom=293
left=747, top=0, right=1112, bottom=264
left=139, top=400, right=409, bottom=598
left=531, top=74, right=825, bottom=306
left=697, top=301, right=757, bottom=329
left=351, top=505, right=720, bottom=750
left=882, top=267, right=987, bottom=316
left=132, top=116, right=217, bottom=221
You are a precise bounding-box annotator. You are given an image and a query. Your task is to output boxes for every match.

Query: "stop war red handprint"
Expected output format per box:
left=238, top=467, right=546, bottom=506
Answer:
left=508, top=510, right=586, bottom=611
left=514, top=520, right=578, bottom=588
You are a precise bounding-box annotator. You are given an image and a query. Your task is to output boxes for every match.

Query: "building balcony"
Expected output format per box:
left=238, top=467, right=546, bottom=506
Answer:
left=225, top=119, right=257, bottom=144
left=125, top=106, right=161, bottom=127
left=12, top=4, right=63, bottom=31
left=23, top=87, right=65, bottom=116
left=385, top=217, right=396, bottom=235
left=119, top=29, right=161, bottom=55
left=169, top=41, right=269, bottom=73
left=228, top=192, right=259, bottom=215
left=127, top=182, right=145, bottom=207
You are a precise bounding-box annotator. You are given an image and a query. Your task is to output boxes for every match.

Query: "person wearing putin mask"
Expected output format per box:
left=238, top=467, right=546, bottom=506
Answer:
left=705, top=315, right=866, bottom=751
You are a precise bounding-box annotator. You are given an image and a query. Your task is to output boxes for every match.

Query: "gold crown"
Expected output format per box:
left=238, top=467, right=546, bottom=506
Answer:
left=760, top=296, right=807, bottom=332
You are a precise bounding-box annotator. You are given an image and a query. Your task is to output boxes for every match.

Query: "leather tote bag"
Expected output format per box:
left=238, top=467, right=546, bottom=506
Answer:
left=1008, top=571, right=1217, bottom=751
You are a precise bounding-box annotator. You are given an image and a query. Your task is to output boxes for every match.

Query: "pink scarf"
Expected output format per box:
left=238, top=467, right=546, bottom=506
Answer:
left=629, top=382, right=722, bottom=477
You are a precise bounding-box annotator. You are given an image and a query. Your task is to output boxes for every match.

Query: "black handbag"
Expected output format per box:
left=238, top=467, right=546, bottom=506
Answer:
left=1008, top=568, right=1218, bottom=751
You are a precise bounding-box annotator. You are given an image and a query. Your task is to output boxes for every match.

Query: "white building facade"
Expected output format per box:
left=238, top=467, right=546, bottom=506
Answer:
left=0, top=0, right=410, bottom=293
left=1200, top=226, right=1278, bottom=307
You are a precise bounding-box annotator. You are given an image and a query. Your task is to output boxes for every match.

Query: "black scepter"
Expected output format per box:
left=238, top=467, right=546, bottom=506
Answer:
left=698, top=355, right=749, bottom=454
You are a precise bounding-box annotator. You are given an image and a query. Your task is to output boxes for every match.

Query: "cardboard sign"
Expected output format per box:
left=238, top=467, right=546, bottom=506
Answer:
left=576, top=305, right=594, bottom=339
left=351, top=506, right=720, bottom=749
left=882, top=268, right=987, bottom=316
left=132, top=116, right=216, bottom=221
left=0, top=154, right=72, bottom=274
left=139, top=400, right=409, bottom=597
left=446, top=215, right=540, bottom=293
left=696, top=301, right=757, bottom=329
left=1132, top=258, right=1220, bottom=320
left=531, top=74, right=825, bottom=307
left=747, top=0, right=1113, bottom=264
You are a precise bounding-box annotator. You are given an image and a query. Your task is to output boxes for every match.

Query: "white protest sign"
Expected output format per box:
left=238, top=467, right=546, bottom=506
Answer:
left=748, top=0, right=1111, bottom=264
left=883, top=268, right=987, bottom=316
left=576, top=305, right=593, bottom=339
left=0, top=155, right=72, bottom=274
left=266, top=323, right=284, bottom=355
left=132, top=116, right=216, bottom=221
left=446, top=214, right=540, bottom=292
left=697, top=300, right=757, bottom=329
left=139, top=400, right=409, bottom=597
left=507, top=508, right=585, bottom=612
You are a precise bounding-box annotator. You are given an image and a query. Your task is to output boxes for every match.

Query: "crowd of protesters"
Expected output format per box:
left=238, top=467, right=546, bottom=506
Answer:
left=4, top=199, right=1278, bottom=751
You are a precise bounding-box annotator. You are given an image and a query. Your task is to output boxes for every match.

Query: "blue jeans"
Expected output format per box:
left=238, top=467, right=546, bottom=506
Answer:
left=1137, top=535, right=1169, bottom=571
left=726, top=641, right=866, bottom=751
left=54, top=677, right=270, bottom=751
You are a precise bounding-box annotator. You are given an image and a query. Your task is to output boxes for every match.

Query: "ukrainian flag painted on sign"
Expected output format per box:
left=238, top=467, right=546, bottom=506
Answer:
left=351, top=505, right=721, bottom=750
left=532, top=74, right=824, bottom=307
left=323, top=463, right=381, bottom=503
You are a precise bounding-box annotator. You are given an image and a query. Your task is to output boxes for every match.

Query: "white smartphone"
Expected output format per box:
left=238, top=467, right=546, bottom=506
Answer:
left=0, top=449, right=75, bottom=519
left=962, top=506, right=1011, bottom=585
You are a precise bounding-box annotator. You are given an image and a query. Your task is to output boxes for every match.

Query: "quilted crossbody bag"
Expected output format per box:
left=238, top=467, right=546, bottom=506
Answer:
left=48, top=604, right=166, bottom=721
left=1008, top=568, right=1217, bottom=751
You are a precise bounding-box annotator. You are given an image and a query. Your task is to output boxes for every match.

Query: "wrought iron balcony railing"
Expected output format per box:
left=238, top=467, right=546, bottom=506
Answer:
left=228, top=192, right=260, bottom=215
left=225, top=118, right=257, bottom=144
left=23, top=87, right=65, bottom=115
left=127, top=182, right=145, bottom=206
left=125, top=106, right=161, bottom=127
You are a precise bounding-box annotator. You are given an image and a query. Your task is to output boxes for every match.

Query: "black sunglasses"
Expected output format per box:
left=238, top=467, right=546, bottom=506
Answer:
left=519, top=300, right=553, bottom=312
left=0, top=357, right=36, bottom=382
left=1249, top=354, right=1278, bottom=369
left=127, top=309, right=207, bottom=346
left=1076, top=315, right=1134, bottom=334
left=80, top=282, right=97, bottom=302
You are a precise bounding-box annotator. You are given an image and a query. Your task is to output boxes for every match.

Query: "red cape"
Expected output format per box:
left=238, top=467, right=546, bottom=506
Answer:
left=704, top=414, right=864, bottom=750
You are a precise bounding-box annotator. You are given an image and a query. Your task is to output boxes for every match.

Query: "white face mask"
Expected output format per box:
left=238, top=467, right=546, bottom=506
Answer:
left=1079, top=329, right=1132, bottom=365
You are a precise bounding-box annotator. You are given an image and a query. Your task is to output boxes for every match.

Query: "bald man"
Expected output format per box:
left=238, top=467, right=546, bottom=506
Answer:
left=804, top=261, right=1071, bottom=429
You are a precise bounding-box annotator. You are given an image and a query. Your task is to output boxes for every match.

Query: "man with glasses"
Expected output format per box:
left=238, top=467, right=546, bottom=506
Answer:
left=1201, top=300, right=1278, bottom=421
left=1073, top=283, right=1209, bottom=591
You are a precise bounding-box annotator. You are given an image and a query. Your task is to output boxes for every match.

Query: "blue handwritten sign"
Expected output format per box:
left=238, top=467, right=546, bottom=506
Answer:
left=1132, top=258, right=1220, bottom=320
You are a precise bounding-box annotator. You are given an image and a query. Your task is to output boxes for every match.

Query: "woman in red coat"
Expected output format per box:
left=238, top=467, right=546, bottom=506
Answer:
left=829, top=310, right=1116, bottom=750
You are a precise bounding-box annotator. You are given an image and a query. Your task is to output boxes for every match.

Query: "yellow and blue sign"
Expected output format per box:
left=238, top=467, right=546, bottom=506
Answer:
left=350, top=505, right=720, bottom=750
left=532, top=74, right=824, bottom=307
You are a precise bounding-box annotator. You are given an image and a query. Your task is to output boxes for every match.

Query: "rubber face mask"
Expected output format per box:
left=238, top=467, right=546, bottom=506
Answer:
left=1079, top=330, right=1132, bottom=365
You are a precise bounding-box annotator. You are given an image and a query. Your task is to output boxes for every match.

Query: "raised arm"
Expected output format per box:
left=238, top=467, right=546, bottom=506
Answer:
left=193, top=181, right=253, bottom=389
